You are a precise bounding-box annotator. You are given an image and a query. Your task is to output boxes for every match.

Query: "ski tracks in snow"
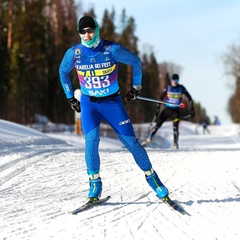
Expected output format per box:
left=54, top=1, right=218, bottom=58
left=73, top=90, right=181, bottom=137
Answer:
left=0, top=137, right=84, bottom=239
left=1, top=130, right=240, bottom=239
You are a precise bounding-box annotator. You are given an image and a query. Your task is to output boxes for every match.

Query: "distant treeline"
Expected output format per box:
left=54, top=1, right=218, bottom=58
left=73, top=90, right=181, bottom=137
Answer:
left=0, top=0, right=213, bottom=124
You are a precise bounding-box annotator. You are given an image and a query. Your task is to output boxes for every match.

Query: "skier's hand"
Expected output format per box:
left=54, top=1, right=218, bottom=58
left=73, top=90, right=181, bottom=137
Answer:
left=125, top=85, right=142, bottom=101
left=68, top=97, right=81, bottom=113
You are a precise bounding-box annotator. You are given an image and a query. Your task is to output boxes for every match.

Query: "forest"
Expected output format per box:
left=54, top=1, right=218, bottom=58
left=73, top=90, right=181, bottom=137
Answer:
left=1, top=0, right=239, bottom=126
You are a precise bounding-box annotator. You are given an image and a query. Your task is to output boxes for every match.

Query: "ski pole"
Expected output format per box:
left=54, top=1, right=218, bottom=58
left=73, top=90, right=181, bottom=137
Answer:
left=137, top=96, right=185, bottom=108
left=150, top=115, right=156, bottom=127
left=182, top=114, right=192, bottom=119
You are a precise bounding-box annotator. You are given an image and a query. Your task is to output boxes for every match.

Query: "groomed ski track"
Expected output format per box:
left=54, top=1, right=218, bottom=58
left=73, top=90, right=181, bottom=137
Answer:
left=1, top=120, right=240, bottom=240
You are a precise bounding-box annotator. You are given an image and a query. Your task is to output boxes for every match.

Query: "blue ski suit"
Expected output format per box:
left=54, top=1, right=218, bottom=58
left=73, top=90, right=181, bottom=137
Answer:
left=59, top=39, right=153, bottom=175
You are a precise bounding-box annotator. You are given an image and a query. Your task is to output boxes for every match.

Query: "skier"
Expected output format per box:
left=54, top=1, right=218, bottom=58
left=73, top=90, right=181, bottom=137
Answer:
left=201, top=118, right=210, bottom=134
left=59, top=16, right=168, bottom=201
left=214, top=116, right=221, bottom=125
left=141, top=73, right=194, bottom=149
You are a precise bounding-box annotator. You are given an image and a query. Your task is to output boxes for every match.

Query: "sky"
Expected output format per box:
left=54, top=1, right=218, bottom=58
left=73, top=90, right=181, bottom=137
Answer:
left=1, top=119, right=240, bottom=239
left=77, top=0, right=240, bottom=124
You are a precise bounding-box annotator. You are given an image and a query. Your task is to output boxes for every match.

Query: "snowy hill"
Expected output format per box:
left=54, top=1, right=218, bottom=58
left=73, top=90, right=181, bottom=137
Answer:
left=0, top=119, right=240, bottom=240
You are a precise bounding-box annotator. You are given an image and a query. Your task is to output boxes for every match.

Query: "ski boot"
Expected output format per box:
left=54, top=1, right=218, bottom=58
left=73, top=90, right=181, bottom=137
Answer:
left=145, top=169, right=168, bottom=199
left=141, top=136, right=152, bottom=146
left=88, top=176, right=102, bottom=200
left=173, top=142, right=179, bottom=150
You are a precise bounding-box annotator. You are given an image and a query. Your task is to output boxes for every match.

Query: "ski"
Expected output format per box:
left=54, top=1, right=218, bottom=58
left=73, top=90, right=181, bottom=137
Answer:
left=162, top=196, right=187, bottom=215
left=69, top=196, right=111, bottom=215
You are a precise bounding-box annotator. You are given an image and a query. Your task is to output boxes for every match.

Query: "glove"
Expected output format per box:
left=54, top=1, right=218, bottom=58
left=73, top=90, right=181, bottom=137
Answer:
left=190, top=107, right=195, bottom=117
left=125, top=85, right=142, bottom=101
left=68, top=97, right=81, bottom=113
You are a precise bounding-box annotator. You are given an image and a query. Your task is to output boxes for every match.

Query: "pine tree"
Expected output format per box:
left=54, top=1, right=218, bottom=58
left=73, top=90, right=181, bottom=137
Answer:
left=100, top=9, right=116, bottom=41
left=0, top=2, right=10, bottom=118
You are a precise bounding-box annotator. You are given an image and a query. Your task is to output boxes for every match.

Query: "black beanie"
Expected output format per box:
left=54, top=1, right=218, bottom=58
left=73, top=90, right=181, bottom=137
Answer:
left=78, top=16, right=96, bottom=33
left=172, top=74, right=179, bottom=80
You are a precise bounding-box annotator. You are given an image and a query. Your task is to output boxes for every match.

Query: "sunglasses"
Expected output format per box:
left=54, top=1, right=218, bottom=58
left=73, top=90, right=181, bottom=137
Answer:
left=80, top=28, right=95, bottom=35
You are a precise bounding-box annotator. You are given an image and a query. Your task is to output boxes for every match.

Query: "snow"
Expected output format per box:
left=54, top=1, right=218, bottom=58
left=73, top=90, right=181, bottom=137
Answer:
left=1, top=118, right=240, bottom=240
